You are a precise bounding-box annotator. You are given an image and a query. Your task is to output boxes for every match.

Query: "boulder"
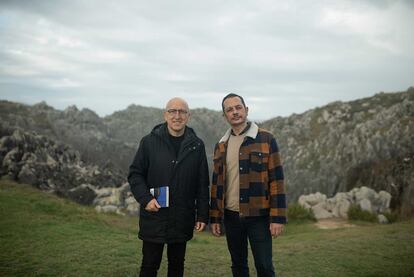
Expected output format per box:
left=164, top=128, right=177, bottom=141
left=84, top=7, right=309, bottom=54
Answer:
left=332, top=199, right=351, bottom=219
left=355, top=186, right=377, bottom=203
left=2, top=148, right=22, bottom=179
left=377, top=191, right=392, bottom=213
left=95, top=205, right=118, bottom=213
left=300, top=192, right=327, bottom=206
left=325, top=198, right=336, bottom=212
left=312, top=202, right=333, bottom=219
left=46, top=154, right=58, bottom=169
left=298, top=195, right=311, bottom=209
left=334, top=192, right=351, bottom=202
left=125, top=195, right=139, bottom=215
left=359, top=198, right=373, bottom=213
left=0, top=136, right=15, bottom=150
left=67, top=184, right=97, bottom=205
left=17, top=165, right=37, bottom=186
left=377, top=214, right=389, bottom=224
left=94, top=186, right=124, bottom=206
left=2, top=148, right=22, bottom=168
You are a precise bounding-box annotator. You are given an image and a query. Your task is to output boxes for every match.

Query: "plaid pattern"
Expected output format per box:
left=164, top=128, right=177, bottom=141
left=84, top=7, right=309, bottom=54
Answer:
left=210, top=123, right=287, bottom=224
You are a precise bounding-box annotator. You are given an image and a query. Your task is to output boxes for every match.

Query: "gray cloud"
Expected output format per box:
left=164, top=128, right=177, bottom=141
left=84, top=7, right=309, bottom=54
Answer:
left=0, top=0, right=413, bottom=120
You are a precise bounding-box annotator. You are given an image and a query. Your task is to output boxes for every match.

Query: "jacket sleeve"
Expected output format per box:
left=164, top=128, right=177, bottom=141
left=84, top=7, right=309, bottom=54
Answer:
left=209, top=143, right=223, bottom=224
left=268, top=136, right=287, bottom=224
left=195, top=141, right=210, bottom=224
left=127, top=137, right=153, bottom=209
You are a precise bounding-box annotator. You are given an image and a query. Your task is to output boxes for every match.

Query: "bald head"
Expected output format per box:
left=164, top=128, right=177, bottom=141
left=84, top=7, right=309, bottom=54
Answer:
left=165, top=97, right=189, bottom=111
left=164, top=97, right=190, bottom=137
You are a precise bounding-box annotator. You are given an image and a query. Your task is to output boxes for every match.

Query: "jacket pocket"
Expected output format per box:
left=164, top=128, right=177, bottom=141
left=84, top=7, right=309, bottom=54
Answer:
left=174, top=200, right=196, bottom=238
left=139, top=209, right=167, bottom=239
left=250, top=151, right=269, bottom=172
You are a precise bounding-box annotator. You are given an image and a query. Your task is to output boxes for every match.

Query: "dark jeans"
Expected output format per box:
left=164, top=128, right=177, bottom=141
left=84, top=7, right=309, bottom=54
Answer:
left=224, top=209, right=276, bottom=277
left=139, top=241, right=187, bottom=277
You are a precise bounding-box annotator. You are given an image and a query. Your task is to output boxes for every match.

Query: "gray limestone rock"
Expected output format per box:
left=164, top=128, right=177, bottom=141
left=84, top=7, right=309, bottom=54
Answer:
left=17, top=165, right=37, bottom=186
left=299, top=186, right=392, bottom=220
left=377, top=214, right=389, bottom=224
left=66, top=184, right=97, bottom=205
left=312, top=202, right=333, bottom=219
left=359, top=198, right=373, bottom=213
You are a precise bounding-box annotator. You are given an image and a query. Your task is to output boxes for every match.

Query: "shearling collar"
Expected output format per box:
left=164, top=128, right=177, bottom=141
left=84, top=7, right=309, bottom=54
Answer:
left=219, top=121, right=259, bottom=143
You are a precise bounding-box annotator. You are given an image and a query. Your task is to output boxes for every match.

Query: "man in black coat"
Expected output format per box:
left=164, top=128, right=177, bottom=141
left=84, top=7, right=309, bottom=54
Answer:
left=128, top=97, right=210, bottom=277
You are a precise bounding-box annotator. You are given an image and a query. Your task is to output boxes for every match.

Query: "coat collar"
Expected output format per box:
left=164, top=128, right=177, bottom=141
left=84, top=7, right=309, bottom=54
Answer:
left=219, top=121, right=258, bottom=143
left=152, top=122, right=198, bottom=147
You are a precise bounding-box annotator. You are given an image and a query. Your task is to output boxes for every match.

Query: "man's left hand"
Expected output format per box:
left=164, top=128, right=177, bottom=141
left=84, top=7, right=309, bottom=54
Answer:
left=270, top=223, right=284, bottom=238
left=194, top=222, right=206, bottom=232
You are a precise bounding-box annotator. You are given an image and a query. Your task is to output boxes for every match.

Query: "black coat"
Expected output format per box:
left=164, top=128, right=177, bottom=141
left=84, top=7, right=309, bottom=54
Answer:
left=128, top=123, right=210, bottom=243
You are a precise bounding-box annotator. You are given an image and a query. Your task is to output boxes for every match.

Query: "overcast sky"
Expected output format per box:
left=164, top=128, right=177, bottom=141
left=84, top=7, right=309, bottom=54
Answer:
left=0, top=0, right=413, bottom=120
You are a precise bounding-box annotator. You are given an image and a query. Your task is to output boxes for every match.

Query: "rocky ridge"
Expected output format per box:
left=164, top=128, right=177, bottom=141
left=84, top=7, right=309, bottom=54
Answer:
left=0, top=102, right=228, bottom=176
left=1, top=88, right=413, bottom=217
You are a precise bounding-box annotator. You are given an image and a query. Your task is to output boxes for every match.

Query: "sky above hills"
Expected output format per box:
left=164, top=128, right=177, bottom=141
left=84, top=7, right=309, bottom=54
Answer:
left=0, top=0, right=413, bottom=120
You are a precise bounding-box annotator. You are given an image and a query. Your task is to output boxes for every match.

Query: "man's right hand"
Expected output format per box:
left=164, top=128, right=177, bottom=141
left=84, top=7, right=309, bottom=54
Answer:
left=145, top=198, right=161, bottom=212
left=211, top=223, right=221, bottom=236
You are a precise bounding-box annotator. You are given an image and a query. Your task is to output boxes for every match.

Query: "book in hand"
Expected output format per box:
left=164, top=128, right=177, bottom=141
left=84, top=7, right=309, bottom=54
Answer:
left=150, top=186, right=169, bottom=208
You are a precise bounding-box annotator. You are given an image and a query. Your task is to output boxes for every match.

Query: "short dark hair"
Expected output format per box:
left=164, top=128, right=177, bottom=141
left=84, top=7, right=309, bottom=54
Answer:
left=221, top=93, right=246, bottom=112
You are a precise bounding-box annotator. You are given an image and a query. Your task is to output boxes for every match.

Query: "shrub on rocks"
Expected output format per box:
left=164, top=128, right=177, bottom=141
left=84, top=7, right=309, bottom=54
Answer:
left=288, top=203, right=316, bottom=222
left=348, top=204, right=377, bottom=222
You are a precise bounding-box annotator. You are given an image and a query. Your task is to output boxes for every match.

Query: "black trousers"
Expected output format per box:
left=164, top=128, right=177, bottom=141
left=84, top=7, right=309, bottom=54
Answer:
left=224, top=209, right=276, bottom=277
left=139, top=240, right=187, bottom=277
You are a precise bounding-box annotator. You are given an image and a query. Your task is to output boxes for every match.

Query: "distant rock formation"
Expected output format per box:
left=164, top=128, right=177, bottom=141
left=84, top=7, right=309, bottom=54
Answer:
left=0, top=100, right=228, bottom=177
left=1, top=88, right=413, bottom=217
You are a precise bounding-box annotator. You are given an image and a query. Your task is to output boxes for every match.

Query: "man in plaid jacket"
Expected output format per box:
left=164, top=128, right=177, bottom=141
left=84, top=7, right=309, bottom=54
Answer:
left=210, top=93, right=287, bottom=277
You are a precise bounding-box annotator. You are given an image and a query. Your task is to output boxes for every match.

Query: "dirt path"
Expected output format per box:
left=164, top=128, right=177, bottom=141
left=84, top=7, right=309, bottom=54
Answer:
left=314, top=218, right=356, bottom=229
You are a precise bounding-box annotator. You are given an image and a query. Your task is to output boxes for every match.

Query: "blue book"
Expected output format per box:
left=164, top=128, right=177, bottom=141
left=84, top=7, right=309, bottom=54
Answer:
left=150, top=186, right=169, bottom=208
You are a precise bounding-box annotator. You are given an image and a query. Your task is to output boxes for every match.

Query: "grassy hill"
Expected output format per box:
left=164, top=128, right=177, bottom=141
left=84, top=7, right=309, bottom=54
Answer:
left=1, top=180, right=413, bottom=277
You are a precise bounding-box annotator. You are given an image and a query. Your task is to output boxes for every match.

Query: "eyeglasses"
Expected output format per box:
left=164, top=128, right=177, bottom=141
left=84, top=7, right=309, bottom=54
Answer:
left=166, top=109, right=188, bottom=116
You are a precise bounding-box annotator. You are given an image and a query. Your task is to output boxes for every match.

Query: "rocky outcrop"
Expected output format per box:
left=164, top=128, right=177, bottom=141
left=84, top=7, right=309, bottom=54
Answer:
left=93, top=182, right=139, bottom=215
left=262, top=88, right=414, bottom=216
left=0, top=125, right=138, bottom=215
left=299, top=187, right=392, bottom=223
left=345, top=154, right=414, bottom=219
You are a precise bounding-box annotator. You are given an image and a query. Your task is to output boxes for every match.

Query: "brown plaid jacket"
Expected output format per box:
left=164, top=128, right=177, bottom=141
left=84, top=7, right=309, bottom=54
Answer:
left=210, top=122, right=287, bottom=224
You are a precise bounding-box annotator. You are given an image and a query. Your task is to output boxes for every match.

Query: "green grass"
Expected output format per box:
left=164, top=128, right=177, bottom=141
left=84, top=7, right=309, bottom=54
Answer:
left=1, top=180, right=414, bottom=276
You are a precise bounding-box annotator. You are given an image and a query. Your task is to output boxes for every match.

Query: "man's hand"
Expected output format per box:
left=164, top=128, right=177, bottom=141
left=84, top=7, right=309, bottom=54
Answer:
left=270, top=223, right=284, bottom=238
left=211, top=223, right=221, bottom=237
left=194, top=222, right=206, bottom=232
left=145, top=198, right=161, bottom=212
